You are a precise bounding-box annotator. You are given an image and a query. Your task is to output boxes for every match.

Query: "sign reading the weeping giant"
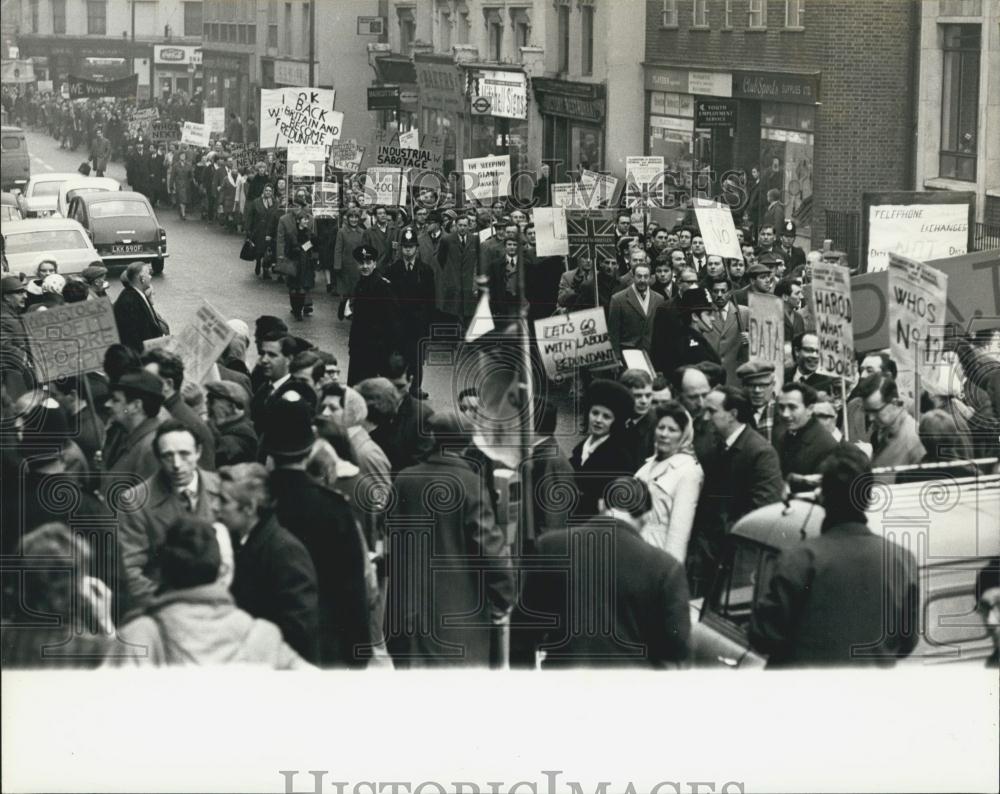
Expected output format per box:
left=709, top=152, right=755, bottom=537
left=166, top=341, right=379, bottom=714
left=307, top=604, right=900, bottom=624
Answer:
left=259, top=88, right=342, bottom=148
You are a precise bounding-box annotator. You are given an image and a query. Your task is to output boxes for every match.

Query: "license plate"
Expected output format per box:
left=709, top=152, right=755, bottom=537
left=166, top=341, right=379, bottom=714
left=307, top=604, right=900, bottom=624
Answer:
left=111, top=243, right=145, bottom=254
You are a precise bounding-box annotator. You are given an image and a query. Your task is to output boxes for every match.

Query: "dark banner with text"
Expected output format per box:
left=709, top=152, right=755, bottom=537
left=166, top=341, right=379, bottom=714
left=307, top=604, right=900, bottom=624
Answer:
left=67, top=74, right=139, bottom=99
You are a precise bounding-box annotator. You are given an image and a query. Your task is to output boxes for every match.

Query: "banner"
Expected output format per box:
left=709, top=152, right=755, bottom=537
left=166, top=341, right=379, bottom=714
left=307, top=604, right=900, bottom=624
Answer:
left=203, top=106, right=225, bottom=134
left=180, top=121, right=211, bottom=148
left=24, top=298, right=120, bottom=383
left=887, top=253, right=949, bottom=407
left=331, top=139, right=364, bottom=172
left=462, top=154, right=511, bottom=201
left=625, top=156, right=665, bottom=208
left=143, top=301, right=235, bottom=385
left=579, top=169, right=620, bottom=208
left=566, top=210, right=618, bottom=266
left=260, top=87, right=342, bottom=148
left=66, top=74, right=138, bottom=99
left=364, top=167, right=407, bottom=206
left=810, top=262, right=856, bottom=382
left=125, top=107, right=159, bottom=139
left=748, top=293, right=785, bottom=390
left=312, top=181, right=340, bottom=219
left=694, top=203, right=742, bottom=260
left=864, top=191, right=973, bottom=273
left=149, top=119, right=181, bottom=144
left=533, top=208, right=569, bottom=257
left=534, top=307, right=616, bottom=382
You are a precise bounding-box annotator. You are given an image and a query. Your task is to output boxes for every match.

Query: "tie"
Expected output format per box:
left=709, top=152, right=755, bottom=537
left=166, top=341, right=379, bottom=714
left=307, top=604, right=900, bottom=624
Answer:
left=180, top=489, right=195, bottom=513
left=460, top=236, right=466, bottom=248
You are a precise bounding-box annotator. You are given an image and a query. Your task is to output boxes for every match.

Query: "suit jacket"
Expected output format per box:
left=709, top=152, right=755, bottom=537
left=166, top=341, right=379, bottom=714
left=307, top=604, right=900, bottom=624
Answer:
left=773, top=415, right=840, bottom=477
left=231, top=510, right=320, bottom=663
left=557, top=267, right=596, bottom=310
left=275, top=211, right=315, bottom=269
left=750, top=520, right=919, bottom=667
left=386, top=452, right=515, bottom=667
left=650, top=305, right=721, bottom=378
left=695, top=301, right=751, bottom=386
left=763, top=201, right=785, bottom=232
left=525, top=253, right=565, bottom=322
left=370, top=392, right=434, bottom=475
left=113, top=287, right=169, bottom=353
left=569, top=434, right=636, bottom=518
left=102, top=415, right=162, bottom=484
left=607, top=286, right=665, bottom=360
left=388, top=258, right=436, bottom=342
left=118, top=467, right=221, bottom=613
left=778, top=244, right=807, bottom=271
left=362, top=223, right=399, bottom=272
left=510, top=516, right=691, bottom=668
left=437, top=230, right=481, bottom=319
left=520, top=436, right=576, bottom=547
left=784, top=365, right=829, bottom=390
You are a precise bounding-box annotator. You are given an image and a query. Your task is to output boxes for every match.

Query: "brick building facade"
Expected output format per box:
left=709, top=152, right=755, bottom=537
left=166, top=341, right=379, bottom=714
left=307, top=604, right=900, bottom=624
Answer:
left=644, top=0, right=920, bottom=251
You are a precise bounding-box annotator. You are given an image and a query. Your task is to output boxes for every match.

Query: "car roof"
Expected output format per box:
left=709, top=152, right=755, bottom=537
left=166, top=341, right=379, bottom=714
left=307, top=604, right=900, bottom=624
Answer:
left=1, top=125, right=25, bottom=133
left=732, top=474, right=1000, bottom=563
left=2, top=217, right=89, bottom=233
left=61, top=177, right=120, bottom=195
left=28, top=172, right=80, bottom=183
left=82, top=190, right=149, bottom=204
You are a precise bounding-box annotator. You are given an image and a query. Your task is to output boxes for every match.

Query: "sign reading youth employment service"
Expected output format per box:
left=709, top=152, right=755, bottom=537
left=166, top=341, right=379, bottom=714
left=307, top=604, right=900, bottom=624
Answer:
left=810, top=262, right=856, bottom=381
left=534, top=307, right=616, bottom=382
left=625, top=156, right=665, bottom=208
left=748, top=293, right=785, bottom=390
left=695, top=202, right=743, bottom=260
left=260, top=88, right=342, bottom=148
left=67, top=74, right=138, bottom=99
left=24, top=298, right=120, bottom=383
left=180, top=121, right=211, bottom=148
left=863, top=191, right=974, bottom=273
left=887, top=253, right=949, bottom=408
left=143, top=301, right=235, bottom=385
left=462, top=155, right=511, bottom=201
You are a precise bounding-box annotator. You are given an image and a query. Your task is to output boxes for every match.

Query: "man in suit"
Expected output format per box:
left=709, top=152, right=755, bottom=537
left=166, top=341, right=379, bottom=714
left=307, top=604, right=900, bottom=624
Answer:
left=113, top=261, right=170, bottom=352
left=773, top=381, right=840, bottom=480
left=388, top=228, right=436, bottom=397
left=245, top=182, right=281, bottom=278
left=750, top=445, right=919, bottom=667
left=89, top=127, right=112, bottom=177
left=485, top=236, right=523, bottom=323
left=377, top=357, right=435, bottom=473
left=762, top=189, right=785, bottom=233
left=102, top=370, right=167, bottom=484
left=777, top=220, right=806, bottom=272
left=736, top=360, right=782, bottom=442
left=362, top=205, right=399, bottom=273
left=437, top=213, right=481, bottom=327
left=219, top=462, right=319, bottom=663
left=732, top=262, right=776, bottom=308
left=696, top=278, right=750, bottom=387
left=775, top=277, right=806, bottom=344
left=249, top=332, right=300, bottom=434
left=607, top=261, right=664, bottom=363
left=785, top=332, right=827, bottom=388
left=557, top=252, right=597, bottom=311
left=518, top=400, right=576, bottom=554
left=510, top=477, right=690, bottom=669
left=523, top=224, right=564, bottom=322
left=117, top=420, right=221, bottom=614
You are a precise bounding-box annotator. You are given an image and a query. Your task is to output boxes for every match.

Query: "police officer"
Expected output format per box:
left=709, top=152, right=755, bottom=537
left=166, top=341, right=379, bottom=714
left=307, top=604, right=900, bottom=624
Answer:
left=778, top=220, right=806, bottom=272
left=346, top=245, right=397, bottom=385
left=388, top=228, right=435, bottom=399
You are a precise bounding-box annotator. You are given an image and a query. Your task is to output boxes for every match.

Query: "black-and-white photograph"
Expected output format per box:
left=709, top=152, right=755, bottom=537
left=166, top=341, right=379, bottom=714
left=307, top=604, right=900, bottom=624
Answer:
left=1, top=1, right=998, bottom=791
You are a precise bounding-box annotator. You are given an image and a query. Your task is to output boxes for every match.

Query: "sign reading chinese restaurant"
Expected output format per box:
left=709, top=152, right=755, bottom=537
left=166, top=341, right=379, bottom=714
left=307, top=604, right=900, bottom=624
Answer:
left=474, top=70, right=527, bottom=120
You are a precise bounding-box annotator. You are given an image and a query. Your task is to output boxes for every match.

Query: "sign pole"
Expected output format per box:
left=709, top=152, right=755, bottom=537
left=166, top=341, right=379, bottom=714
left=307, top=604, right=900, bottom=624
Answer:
left=82, top=375, right=105, bottom=473
left=840, top=376, right=850, bottom=443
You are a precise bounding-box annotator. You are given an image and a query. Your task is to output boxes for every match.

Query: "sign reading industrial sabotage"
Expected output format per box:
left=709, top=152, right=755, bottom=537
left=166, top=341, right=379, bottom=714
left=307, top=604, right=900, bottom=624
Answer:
left=534, top=307, right=616, bottom=381
left=862, top=191, right=974, bottom=273
left=748, top=293, right=785, bottom=390
left=67, top=74, right=138, bottom=99
left=259, top=88, right=343, bottom=148
left=24, top=298, right=120, bottom=382
left=810, top=262, right=856, bottom=381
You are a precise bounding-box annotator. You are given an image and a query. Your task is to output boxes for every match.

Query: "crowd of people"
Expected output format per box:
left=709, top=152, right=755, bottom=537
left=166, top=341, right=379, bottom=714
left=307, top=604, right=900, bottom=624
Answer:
left=2, top=107, right=1000, bottom=670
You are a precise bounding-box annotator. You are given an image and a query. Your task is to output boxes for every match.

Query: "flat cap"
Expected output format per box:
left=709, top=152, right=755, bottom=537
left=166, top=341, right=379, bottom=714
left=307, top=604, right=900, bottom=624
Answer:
left=81, top=264, right=108, bottom=282
left=747, top=262, right=772, bottom=276
left=757, top=251, right=785, bottom=267
left=1, top=275, right=27, bottom=294
left=204, top=380, right=250, bottom=410
left=736, top=360, right=776, bottom=381
left=116, top=370, right=165, bottom=399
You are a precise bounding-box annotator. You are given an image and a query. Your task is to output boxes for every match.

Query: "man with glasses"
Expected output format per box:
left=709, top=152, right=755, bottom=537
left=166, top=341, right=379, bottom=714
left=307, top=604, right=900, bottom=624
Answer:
left=736, top=361, right=781, bottom=442
left=855, top=373, right=925, bottom=472
left=786, top=332, right=827, bottom=389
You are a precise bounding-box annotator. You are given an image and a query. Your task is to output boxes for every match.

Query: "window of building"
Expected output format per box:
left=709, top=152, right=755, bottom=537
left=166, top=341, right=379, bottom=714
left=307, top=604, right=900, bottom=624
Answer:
left=86, top=0, right=107, bottom=35
left=749, top=0, right=767, bottom=28
left=184, top=2, right=203, bottom=37
left=52, top=0, right=66, bottom=34
left=940, top=24, right=981, bottom=181
left=484, top=9, right=503, bottom=61
left=268, top=24, right=278, bottom=47
left=557, top=3, right=570, bottom=72
left=283, top=3, right=292, bottom=53
left=28, top=0, right=38, bottom=33
left=661, top=0, right=678, bottom=28
left=693, top=0, right=708, bottom=27
left=238, top=24, right=246, bottom=43
left=438, top=8, right=452, bottom=51
left=455, top=2, right=471, bottom=45
left=581, top=4, right=594, bottom=75
left=247, top=23, right=256, bottom=44
left=785, top=0, right=804, bottom=28
left=722, top=0, right=732, bottom=28
left=511, top=7, right=531, bottom=52
left=398, top=8, right=416, bottom=57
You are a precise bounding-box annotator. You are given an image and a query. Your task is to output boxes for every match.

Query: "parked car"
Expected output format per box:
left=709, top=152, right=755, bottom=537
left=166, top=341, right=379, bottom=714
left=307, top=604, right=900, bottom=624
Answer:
left=1, top=191, right=22, bottom=222
left=55, top=176, right=121, bottom=218
left=0, top=125, right=30, bottom=192
left=1, top=217, right=102, bottom=278
left=15, top=172, right=80, bottom=218
left=690, top=468, right=1000, bottom=668
left=66, top=190, right=167, bottom=274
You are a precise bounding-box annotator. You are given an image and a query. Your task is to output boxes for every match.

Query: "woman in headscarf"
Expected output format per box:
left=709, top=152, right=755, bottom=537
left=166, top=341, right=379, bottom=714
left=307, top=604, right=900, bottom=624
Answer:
left=635, top=401, right=704, bottom=564
left=569, top=379, right=636, bottom=519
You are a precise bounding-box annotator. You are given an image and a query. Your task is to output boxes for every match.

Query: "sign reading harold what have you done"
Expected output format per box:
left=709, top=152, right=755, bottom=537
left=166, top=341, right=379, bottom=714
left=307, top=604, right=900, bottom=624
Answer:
left=810, top=261, right=856, bottom=381
left=259, top=88, right=342, bottom=148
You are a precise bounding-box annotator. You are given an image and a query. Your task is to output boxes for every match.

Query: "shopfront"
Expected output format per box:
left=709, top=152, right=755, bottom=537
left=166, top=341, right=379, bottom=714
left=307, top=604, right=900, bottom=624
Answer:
left=465, top=65, right=530, bottom=179
left=414, top=53, right=465, bottom=177
left=152, top=45, right=201, bottom=99
left=17, top=36, right=149, bottom=92
left=532, top=78, right=606, bottom=182
left=373, top=55, right=419, bottom=135
left=202, top=51, right=250, bottom=125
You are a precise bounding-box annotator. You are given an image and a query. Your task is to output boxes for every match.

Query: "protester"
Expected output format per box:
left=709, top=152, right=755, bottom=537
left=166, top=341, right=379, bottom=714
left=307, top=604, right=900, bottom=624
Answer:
left=774, top=381, right=840, bottom=479
left=113, top=261, right=170, bottom=352
left=205, top=380, right=257, bottom=466
left=856, top=373, right=926, bottom=473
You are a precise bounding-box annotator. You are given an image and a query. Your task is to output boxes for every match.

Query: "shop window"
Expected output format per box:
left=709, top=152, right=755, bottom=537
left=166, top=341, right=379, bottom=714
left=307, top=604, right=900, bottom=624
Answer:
left=785, top=0, right=804, bottom=28
left=86, top=0, right=106, bottom=35
left=722, top=0, right=732, bottom=29
left=184, top=2, right=203, bottom=36
left=692, top=0, right=709, bottom=28
left=748, top=0, right=767, bottom=29
left=940, top=24, right=980, bottom=182
left=543, top=116, right=605, bottom=181
left=52, top=0, right=66, bottom=34
left=581, top=4, right=594, bottom=76
left=557, top=3, right=570, bottom=73
left=661, top=0, right=678, bottom=28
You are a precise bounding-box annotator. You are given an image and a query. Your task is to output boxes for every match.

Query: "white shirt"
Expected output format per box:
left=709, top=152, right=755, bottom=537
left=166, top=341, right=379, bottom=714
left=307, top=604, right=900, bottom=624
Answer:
left=724, top=424, right=747, bottom=450
left=580, top=433, right=609, bottom=465
left=270, top=373, right=290, bottom=392
left=632, top=284, right=651, bottom=315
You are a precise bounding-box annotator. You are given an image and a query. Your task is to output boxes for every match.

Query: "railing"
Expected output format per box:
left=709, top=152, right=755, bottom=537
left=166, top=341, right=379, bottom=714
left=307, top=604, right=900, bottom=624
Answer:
left=972, top=222, right=1000, bottom=252
left=824, top=209, right=860, bottom=270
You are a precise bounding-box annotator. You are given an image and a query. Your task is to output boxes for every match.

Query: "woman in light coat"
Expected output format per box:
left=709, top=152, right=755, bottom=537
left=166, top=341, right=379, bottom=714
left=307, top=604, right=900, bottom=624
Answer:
left=635, top=401, right=704, bottom=564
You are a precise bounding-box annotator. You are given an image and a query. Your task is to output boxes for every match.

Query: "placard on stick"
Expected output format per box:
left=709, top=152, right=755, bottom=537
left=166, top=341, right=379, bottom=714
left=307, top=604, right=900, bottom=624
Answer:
left=533, top=307, right=616, bottom=382
left=748, top=293, right=784, bottom=390
left=24, top=298, right=120, bottom=383
left=695, top=203, right=743, bottom=260
left=810, top=262, right=856, bottom=382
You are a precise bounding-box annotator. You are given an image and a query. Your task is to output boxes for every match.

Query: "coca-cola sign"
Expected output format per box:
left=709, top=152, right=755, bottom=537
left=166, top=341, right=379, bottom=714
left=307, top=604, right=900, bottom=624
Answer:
left=154, top=45, right=200, bottom=65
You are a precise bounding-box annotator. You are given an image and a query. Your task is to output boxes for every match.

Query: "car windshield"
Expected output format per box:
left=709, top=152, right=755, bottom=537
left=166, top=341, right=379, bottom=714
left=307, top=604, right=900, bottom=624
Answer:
left=88, top=200, right=152, bottom=218
left=710, top=541, right=780, bottom=630
left=67, top=188, right=108, bottom=202
left=30, top=181, right=66, bottom=197
left=5, top=229, right=89, bottom=254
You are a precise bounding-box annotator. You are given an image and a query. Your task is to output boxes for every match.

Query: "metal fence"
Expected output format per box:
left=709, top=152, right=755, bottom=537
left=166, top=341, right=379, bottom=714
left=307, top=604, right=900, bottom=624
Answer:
left=972, top=222, right=1000, bottom=251
left=823, top=210, right=861, bottom=268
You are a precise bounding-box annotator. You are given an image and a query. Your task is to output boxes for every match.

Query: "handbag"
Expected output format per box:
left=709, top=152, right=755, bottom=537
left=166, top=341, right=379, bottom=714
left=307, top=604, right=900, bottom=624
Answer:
left=272, top=256, right=298, bottom=277
left=239, top=239, right=256, bottom=261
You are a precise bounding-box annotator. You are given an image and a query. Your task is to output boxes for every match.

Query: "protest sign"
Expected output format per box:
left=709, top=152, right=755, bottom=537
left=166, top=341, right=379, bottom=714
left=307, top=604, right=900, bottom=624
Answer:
left=534, top=307, right=617, bottom=382
left=260, top=88, right=342, bottom=148
left=533, top=208, right=569, bottom=257
left=150, top=119, right=180, bottom=144
left=37, top=79, right=53, bottom=93
left=694, top=203, right=742, bottom=260
left=810, top=262, right=856, bottom=382
left=67, top=74, right=137, bottom=99
left=886, top=253, right=949, bottom=408
left=566, top=210, right=618, bottom=265
left=579, top=169, right=620, bottom=208
left=312, top=181, right=340, bottom=218
left=462, top=154, right=511, bottom=201
left=625, top=156, right=665, bottom=208
left=331, top=139, right=364, bottom=172
left=180, top=121, right=211, bottom=148
left=143, top=301, right=235, bottom=385
left=364, top=167, right=407, bottom=206
left=287, top=142, right=328, bottom=176
left=204, top=106, right=225, bottom=134
left=23, top=298, right=120, bottom=383
left=748, top=293, right=785, bottom=390
left=863, top=191, right=974, bottom=273
left=551, top=183, right=587, bottom=210
left=398, top=128, right=419, bottom=149
left=125, top=107, right=159, bottom=139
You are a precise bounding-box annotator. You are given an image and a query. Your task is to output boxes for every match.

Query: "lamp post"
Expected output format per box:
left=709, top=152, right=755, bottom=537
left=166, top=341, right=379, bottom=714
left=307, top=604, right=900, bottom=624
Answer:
left=308, top=0, right=315, bottom=86
left=129, top=0, right=136, bottom=76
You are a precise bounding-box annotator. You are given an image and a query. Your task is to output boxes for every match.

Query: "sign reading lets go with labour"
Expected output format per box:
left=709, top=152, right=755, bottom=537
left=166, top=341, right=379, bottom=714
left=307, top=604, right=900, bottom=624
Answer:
left=260, top=88, right=343, bottom=149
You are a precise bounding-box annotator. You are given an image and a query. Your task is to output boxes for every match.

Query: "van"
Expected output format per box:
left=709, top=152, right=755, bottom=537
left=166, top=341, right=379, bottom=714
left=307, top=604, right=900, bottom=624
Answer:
left=1, top=126, right=31, bottom=192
